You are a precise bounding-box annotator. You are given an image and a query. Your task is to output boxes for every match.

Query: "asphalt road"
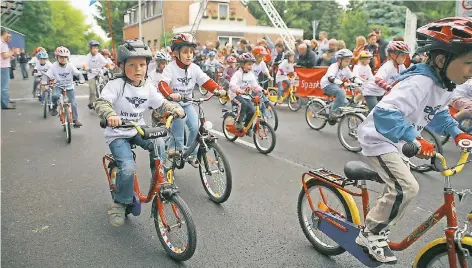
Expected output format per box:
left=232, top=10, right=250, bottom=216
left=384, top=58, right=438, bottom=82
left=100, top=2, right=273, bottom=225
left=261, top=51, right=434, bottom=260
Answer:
left=2, top=70, right=471, bottom=268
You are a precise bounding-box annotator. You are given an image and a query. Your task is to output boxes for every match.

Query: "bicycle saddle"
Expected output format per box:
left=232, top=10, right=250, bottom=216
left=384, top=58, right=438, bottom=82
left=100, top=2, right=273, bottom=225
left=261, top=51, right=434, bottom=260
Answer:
left=343, top=161, right=384, bottom=184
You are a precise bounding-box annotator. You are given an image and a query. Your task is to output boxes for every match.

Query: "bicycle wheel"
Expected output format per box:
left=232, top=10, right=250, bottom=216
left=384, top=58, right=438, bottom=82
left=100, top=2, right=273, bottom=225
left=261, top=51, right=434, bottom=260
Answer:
left=253, top=121, right=276, bottom=154
left=439, top=134, right=450, bottom=145
left=263, top=102, right=279, bottom=131
left=153, top=194, right=197, bottom=262
left=305, top=100, right=328, bottom=130
left=297, top=179, right=352, bottom=256
left=337, top=113, right=365, bottom=152
left=415, top=242, right=471, bottom=268
left=43, top=91, right=49, bottom=119
left=64, top=106, right=72, bottom=144
left=288, top=93, right=302, bottom=112
left=198, top=142, right=232, bottom=203
left=222, top=113, right=238, bottom=142
left=410, top=127, right=442, bottom=173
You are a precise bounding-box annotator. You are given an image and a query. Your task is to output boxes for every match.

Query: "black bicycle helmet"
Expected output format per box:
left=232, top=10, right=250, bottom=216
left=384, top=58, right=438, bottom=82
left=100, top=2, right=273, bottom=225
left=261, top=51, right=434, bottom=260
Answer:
left=116, top=39, right=153, bottom=65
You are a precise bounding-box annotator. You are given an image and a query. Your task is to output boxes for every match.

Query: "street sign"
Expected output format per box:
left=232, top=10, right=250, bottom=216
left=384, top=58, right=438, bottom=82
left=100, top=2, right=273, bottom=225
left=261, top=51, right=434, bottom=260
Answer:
left=456, top=0, right=472, bottom=17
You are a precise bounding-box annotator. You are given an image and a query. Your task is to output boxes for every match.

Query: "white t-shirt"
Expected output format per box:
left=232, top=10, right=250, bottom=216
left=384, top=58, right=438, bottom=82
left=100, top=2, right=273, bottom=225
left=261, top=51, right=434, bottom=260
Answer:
left=28, top=56, right=38, bottom=66
left=84, top=53, right=108, bottom=79
left=1, top=40, right=10, bottom=68
left=148, top=71, right=164, bottom=85
left=44, top=62, right=82, bottom=89
left=362, top=61, right=406, bottom=97
left=453, top=80, right=472, bottom=99
left=205, top=58, right=221, bottom=73
left=320, top=63, right=353, bottom=89
left=358, top=75, right=453, bottom=157
left=34, top=61, right=52, bottom=76
left=100, top=78, right=165, bottom=144
left=160, top=61, right=210, bottom=99
left=253, top=61, right=270, bottom=77
left=353, top=64, right=374, bottom=83
left=276, top=59, right=294, bottom=82
left=229, top=69, right=261, bottom=100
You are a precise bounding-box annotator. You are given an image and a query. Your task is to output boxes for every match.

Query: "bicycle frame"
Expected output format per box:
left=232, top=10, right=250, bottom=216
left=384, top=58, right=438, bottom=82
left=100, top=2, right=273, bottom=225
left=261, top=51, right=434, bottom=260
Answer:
left=301, top=149, right=472, bottom=267
left=59, top=88, right=73, bottom=125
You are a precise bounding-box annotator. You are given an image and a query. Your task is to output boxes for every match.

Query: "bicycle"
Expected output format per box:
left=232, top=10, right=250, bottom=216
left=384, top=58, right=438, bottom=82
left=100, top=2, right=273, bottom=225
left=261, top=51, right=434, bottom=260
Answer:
left=54, top=82, right=80, bottom=144
left=165, top=94, right=233, bottom=203
left=41, top=83, right=54, bottom=119
left=89, top=68, right=107, bottom=99
left=297, top=140, right=472, bottom=268
left=222, top=93, right=277, bottom=154
left=100, top=116, right=197, bottom=262
left=305, top=83, right=368, bottom=152
left=200, top=66, right=223, bottom=96
left=267, top=76, right=302, bottom=112
left=410, top=127, right=444, bottom=173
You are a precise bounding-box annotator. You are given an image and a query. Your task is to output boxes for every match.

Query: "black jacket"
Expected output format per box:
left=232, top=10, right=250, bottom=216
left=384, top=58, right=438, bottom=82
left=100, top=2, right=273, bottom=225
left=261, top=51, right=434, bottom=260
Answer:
left=296, top=50, right=317, bottom=68
left=18, top=52, right=28, bottom=64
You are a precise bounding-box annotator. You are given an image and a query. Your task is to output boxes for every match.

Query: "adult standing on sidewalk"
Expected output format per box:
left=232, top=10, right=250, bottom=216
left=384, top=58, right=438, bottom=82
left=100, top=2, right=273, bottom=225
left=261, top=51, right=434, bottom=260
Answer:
left=1, top=28, right=15, bottom=109
left=18, top=48, right=28, bottom=79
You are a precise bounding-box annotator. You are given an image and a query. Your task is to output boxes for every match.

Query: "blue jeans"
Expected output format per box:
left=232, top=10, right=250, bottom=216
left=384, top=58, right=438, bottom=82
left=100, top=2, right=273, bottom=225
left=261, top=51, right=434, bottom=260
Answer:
left=323, top=84, right=346, bottom=113
left=109, top=135, right=155, bottom=205
left=169, top=103, right=199, bottom=157
left=20, top=63, right=28, bottom=78
left=1, top=67, right=10, bottom=108
left=33, top=77, right=41, bottom=94
left=277, top=80, right=291, bottom=98
left=51, top=87, right=79, bottom=121
left=365, top=95, right=382, bottom=112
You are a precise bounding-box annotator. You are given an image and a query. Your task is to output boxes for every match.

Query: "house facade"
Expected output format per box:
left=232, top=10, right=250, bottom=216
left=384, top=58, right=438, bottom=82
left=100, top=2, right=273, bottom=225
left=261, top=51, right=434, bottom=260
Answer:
left=122, top=0, right=303, bottom=51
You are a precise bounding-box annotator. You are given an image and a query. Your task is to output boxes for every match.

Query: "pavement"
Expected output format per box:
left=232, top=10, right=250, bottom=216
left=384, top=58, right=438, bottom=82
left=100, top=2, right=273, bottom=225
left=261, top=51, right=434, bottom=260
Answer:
left=2, top=69, right=472, bottom=268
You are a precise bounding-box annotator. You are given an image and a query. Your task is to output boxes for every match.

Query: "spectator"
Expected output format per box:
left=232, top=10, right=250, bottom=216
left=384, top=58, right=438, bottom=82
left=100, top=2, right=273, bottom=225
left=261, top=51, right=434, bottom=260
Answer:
left=296, top=43, right=317, bottom=68
left=317, top=49, right=335, bottom=66
left=373, top=28, right=388, bottom=63
left=215, top=40, right=220, bottom=50
left=1, top=28, right=15, bottom=109
left=318, top=31, right=329, bottom=54
left=237, top=39, right=249, bottom=54
left=10, top=46, right=16, bottom=79
left=352, top=36, right=367, bottom=65
left=364, top=33, right=380, bottom=70
left=337, top=40, right=347, bottom=50
left=328, top=39, right=338, bottom=51
left=310, top=39, right=319, bottom=54
left=18, top=48, right=28, bottom=79
left=203, top=42, right=214, bottom=55
left=271, top=42, right=285, bottom=79
left=196, top=41, right=203, bottom=52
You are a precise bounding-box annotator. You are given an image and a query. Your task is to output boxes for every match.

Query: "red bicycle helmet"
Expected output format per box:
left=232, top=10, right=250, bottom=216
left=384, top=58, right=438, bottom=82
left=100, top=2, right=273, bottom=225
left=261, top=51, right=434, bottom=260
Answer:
left=238, top=53, right=256, bottom=63
left=387, top=41, right=411, bottom=54
left=101, top=49, right=110, bottom=56
left=252, top=46, right=268, bottom=57
left=416, top=17, right=472, bottom=55
left=226, top=56, right=237, bottom=64
left=171, top=33, right=197, bottom=51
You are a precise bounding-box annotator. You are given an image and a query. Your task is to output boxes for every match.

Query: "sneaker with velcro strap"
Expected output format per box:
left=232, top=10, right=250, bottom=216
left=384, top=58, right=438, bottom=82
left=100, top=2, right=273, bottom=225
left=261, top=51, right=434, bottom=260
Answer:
left=355, top=228, right=397, bottom=264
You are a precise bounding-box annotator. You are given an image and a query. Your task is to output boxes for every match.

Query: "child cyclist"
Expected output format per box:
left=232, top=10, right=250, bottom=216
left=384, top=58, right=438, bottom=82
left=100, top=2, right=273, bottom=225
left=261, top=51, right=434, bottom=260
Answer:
left=95, top=39, right=185, bottom=227
left=362, top=41, right=410, bottom=111
left=229, top=53, right=263, bottom=136
left=450, top=79, right=472, bottom=122
left=222, top=56, right=237, bottom=89
left=352, top=51, right=375, bottom=104
left=32, top=51, right=52, bottom=99
left=204, top=50, right=222, bottom=80
left=157, top=33, right=226, bottom=167
left=149, top=51, right=171, bottom=84
left=356, top=17, right=472, bottom=263
left=42, top=46, right=85, bottom=126
left=275, top=51, right=296, bottom=104
left=83, top=40, right=110, bottom=109
left=320, top=48, right=363, bottom=120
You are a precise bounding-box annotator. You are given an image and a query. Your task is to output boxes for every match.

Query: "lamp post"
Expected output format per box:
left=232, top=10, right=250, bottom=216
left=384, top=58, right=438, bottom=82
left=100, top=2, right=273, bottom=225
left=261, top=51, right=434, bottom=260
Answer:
left=138, top=0, right=142, bottom=41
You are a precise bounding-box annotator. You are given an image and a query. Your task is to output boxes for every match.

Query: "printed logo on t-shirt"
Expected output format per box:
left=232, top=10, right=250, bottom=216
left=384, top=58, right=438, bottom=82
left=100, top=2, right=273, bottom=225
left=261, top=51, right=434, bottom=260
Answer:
left=177, top=77, right=192, bottom=86
left=125, top=96, right=147, bottom=108
left=423, top=105, right=441, bottom=121
left=58, top=72, right=70, bottom=79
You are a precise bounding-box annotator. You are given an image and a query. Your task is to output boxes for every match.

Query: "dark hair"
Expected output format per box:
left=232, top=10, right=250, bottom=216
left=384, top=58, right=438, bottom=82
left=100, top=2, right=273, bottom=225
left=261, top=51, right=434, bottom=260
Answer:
left=392, top=36, right=404, bottom=41
left=275, top=42, right=284, bottom=48
left=240, top=39, right=248, bottom=45
left=1, top=27, right=7, bottom=36
left=367, top=33, right=377, bottom=39
left=295, top=39, right=303, bottom=45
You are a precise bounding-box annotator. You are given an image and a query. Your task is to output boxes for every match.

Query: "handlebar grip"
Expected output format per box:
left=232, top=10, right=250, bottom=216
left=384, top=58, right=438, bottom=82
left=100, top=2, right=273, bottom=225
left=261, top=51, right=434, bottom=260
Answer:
left=100, top=119, right=107, bottom=128
left=402, top=142, right=419, bottom=158
left=142, top=127, right=168, bottom=140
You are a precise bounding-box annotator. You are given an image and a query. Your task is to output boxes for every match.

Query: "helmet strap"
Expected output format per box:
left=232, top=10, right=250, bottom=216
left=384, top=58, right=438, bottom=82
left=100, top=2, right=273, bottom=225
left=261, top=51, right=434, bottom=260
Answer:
left=438, top=53, right=456, bottom=91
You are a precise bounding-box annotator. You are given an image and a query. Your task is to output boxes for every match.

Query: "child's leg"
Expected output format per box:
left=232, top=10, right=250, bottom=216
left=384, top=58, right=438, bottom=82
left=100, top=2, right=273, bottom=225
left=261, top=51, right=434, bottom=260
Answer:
left=322, top=84, right=346, bottom=113
left=109, top=138, right=136, bottom=205
left=89, top=79, right=97, bottom=104
left=183, top=103, right=199, bottom=157
left=168, top=103, right=185, bottom=154
left=232, top=96, right=247, bottom=125
left=66, top=89, right=79, bottom=121
left=241, top=98, right=255, bottom=127
left=365, top=95, right=379, bottom=111
left=277, top=81, right=284, bottom=99
left=51, top=87, right=61, bottom=108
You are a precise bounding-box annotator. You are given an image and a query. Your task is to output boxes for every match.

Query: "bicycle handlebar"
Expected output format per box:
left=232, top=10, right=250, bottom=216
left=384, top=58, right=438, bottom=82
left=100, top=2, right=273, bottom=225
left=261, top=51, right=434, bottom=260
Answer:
left=166, top=94, right=215, bottom=104
left=402, top=140, right=472, bottom=176
left=99, top=116, right=174, bottom=140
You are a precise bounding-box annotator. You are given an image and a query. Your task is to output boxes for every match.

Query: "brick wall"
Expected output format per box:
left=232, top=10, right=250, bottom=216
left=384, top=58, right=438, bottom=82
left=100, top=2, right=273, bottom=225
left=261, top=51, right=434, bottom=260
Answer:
left=123, top=24, right=139, bottom=40
left=163, top=1, right=192, bottom=33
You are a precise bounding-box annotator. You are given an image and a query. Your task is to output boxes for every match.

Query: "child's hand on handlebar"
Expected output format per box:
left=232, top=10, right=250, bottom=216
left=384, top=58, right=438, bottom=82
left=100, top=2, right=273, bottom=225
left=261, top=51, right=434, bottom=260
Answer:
left=169, top=93, right=182, bottom=102
left=171, top=106, right=185, bottom=118
left=454, top=133, right=472, bottom=146
left=107, top=115, right=121, bottom=127
left=414, top=137, right=435, bottom=159
left=214, top=89, right=227, bottom=97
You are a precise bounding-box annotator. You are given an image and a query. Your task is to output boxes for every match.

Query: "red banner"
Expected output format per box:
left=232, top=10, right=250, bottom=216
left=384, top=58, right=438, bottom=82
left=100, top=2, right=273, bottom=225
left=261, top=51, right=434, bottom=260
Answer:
left=294, top=67, right=327, bottom=97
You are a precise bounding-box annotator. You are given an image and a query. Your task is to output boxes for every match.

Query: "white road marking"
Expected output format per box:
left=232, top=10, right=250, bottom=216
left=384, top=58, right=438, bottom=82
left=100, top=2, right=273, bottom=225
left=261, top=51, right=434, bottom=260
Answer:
left=210, top=129, right=256, bottom=149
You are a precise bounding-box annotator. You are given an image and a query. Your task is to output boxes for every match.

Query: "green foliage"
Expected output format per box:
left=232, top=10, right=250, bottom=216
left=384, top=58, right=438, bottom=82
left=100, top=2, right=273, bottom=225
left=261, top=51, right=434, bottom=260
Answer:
left=160, top=32, right=173, bottom=48
left=401, top=1, right=455, bottom=26
left=93, top=1, right=135, bottom=45
left=362, top=0, right=407, bottom=35
left=335, top=10, right=371, bottom=49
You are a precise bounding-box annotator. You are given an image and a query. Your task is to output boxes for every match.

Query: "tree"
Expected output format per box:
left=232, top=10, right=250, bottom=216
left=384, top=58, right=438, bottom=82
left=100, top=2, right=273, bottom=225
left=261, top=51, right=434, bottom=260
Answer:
left=335, top=10, right=371, bottom=49
left=160, top=32, right=173, bottom=48
left=362, top=0, right=406, bottom=36
left=402, top=1, right=455, bottom=26
left=93, top=1, right=135, bottom=45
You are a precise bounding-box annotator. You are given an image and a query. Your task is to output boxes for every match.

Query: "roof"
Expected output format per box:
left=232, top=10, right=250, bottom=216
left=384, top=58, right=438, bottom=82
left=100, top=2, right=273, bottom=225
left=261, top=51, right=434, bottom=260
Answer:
left=172, top=24, right=303, bottom=37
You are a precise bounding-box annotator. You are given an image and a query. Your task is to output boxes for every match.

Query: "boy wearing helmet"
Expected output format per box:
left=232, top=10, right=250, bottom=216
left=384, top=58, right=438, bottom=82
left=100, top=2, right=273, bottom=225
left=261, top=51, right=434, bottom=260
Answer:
left=204, top=50, right=222, bottom=80
left=101, top=49, right=115, bottom=71
left=356, top=17, right=472, bottom=263
left=42, top=46, right=85, bottom=126
left=83, top=40, right=110, bottom=109
left=229, top=53, right=263, bottom=135
left=451, top=79, right=472, bottom=121
left=362, top=41, right=410, bottom=111
left=252, top=46, right=273, bottom=83
left=95, top=39, right=184, bottom=227
left=352, top=51, right=375, bottom=104
left=32, top=51, right=52, bottom=99
left=158, top=33, right=226, bottom=167
left=320, top=48, right=363, bottom=120
left=222, top=56, right=237, bottom=90
left=275, top=51, right=297, bottom=104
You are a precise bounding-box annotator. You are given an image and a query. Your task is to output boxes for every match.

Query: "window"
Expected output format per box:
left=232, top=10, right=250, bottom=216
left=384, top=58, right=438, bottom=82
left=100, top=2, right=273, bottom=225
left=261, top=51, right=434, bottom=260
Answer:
left=148, top=0, right=154, bottom=17
left=218, top=36, right=242, bottom=48
left=124, top=14, right=129, bottom=25
left=218, top=3, right=228, bottom=18
left=144, top=2, right=148, bottom=18
left=130, top=11, right=135, bottom=24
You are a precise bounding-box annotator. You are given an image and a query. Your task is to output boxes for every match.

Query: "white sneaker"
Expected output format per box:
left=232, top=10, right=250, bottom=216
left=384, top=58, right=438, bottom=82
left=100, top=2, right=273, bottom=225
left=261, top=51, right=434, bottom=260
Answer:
left=355, top=228, right=397, bottom=264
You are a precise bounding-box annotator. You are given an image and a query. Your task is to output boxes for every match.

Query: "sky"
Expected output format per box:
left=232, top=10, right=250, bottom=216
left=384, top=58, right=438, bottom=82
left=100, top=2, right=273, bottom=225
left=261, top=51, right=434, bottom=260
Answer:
left=70, top=0, right=349, bottom=41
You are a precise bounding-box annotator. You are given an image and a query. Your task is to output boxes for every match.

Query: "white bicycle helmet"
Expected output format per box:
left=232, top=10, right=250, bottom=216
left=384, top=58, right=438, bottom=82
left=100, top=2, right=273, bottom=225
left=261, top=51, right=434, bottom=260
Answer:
left=335, top=49, right=353, bottom=60
left=55, top=46, right=70, bottom=57
left=155, top=51, right=172, bottom=62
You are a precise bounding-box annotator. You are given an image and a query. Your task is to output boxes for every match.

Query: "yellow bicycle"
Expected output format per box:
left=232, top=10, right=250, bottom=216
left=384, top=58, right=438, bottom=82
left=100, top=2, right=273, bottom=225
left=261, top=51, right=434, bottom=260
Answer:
left=267, top=77, right=302, bottom=112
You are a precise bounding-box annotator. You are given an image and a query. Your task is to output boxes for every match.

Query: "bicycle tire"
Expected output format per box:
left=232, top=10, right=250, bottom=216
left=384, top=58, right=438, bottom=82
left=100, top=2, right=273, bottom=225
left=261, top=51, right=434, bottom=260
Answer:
left=65, top=106, right=72, bottom=144
left=288, top=93, right=302, bottom=112
left=415, top=242, right=471, bottom=268
left=222, top=113, right=238, bottom=142
left=410, top=127, right=443, bottom=173
left=440, top=134, right=450, bottom=145
left=264, top=102, right=279, bottom=131
left=153, top=194, right=197, bottom=262
left=253, top=121, right=276, bottom=154
left=297, top=179, right=352, bottom=256
left=198, top=142, right=232, bottom=203
left=43, top=92, right=48, bottom=119
left=337, top=113, right=365, bottom=153
left=305, top=100, right=328, bottom=130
